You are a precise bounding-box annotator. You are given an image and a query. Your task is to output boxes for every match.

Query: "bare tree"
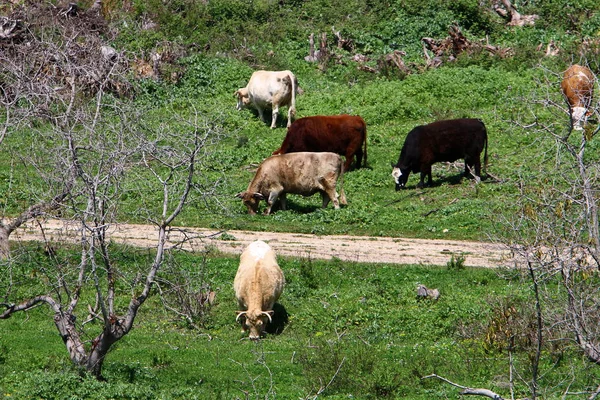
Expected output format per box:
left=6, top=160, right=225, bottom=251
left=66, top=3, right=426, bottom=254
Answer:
left=1, top=90, right=225, bottom=379
left=491, top=0, right=539, bottom=26
left=0, top=2, right=226, bottom=379
left=0, top=1, right=132, bottom=258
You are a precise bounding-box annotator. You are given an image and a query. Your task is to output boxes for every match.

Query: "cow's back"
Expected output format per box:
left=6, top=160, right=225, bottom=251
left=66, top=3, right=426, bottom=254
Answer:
left=561, top=64, right=595, bottom=108
left=235, top=241, right=284, bottom=309
left=421, top=119, right=485, bottom=159
left=247, top=70, right=294, bottom=108
left=275, top=115, right=366, bottom=157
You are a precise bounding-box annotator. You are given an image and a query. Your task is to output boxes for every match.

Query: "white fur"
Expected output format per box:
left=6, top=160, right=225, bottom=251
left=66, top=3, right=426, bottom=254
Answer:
left=247, top=240, right=271, bottom=262
left=572, top=106, right=587, bottom=130
left=391, top=167, right=402, bottom=185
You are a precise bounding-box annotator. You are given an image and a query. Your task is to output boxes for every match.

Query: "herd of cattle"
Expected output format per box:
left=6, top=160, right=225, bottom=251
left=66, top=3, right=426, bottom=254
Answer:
left=235, top=64, right=596, bottom=217
left=232, top=64, right=597, bottom=339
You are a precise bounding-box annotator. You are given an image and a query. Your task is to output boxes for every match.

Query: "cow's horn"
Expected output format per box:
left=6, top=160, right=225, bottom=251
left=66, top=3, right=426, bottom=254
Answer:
left=261, top=311, right=273, bottom=323
left=236, top=311, right=247, bottom=322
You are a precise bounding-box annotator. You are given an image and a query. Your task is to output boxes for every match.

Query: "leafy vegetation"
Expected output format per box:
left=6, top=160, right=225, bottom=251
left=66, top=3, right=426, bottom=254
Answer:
left=3, top=246, right=598, bottom=399
left=2, top=0, right=600, bottom=398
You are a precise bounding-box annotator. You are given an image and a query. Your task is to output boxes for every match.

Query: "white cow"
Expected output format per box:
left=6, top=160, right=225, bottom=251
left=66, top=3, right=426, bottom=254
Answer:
left=234, top=240, right=285, bottom=340
left=235, top=70, right=298, bottom=129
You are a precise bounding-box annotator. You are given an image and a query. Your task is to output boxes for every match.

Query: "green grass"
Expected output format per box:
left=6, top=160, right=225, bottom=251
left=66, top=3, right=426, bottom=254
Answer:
left=4, top=248, right=593, bottom=399
left=2, top=248, right=599, bottom=398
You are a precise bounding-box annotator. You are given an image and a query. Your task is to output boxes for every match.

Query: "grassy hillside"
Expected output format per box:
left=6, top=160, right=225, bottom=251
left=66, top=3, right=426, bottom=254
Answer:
left=3, top=0, right=597, bottom=241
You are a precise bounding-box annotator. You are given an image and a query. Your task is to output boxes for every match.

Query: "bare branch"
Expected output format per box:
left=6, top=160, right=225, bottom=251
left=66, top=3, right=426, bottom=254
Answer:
left=422, top=374, right=506, bottom=400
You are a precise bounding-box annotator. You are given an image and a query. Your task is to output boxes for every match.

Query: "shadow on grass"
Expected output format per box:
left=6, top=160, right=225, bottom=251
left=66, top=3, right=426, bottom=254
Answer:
left=266, top=302, right=288, bottom=335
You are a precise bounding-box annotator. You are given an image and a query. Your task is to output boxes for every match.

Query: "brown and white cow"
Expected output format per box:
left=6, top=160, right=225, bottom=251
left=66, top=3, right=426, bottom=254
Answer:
left=235, top=70, right=299, bottom=129
left=561, top=64, right=595, bottom=131
left=236, top=152, right=347, bottom=215
left=234, top=240, right=285, bottom=340
left=272, top=114, right=367, bottom=172
left=392, top=118, right=488, bottom=189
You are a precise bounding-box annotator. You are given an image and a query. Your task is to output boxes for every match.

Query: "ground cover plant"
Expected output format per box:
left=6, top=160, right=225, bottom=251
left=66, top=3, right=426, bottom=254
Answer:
left=2, top=247, right=599, bottom=399
left=2, top=1, right=600, bottom=398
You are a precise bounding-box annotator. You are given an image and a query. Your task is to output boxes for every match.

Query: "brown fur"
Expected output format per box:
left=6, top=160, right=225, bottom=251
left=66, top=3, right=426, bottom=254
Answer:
left=561, top=64, right=595, bottom=130
left=272, top=114, right=367, bottom=171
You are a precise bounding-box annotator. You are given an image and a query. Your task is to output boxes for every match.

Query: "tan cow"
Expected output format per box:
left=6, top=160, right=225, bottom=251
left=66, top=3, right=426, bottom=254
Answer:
left=236, top=152, right=347, bottom=215
left=561, top=64, right=595, bottom=131
left=234, top=240, right=285, bottom=340
left=235, top=70, right=299, bottom=129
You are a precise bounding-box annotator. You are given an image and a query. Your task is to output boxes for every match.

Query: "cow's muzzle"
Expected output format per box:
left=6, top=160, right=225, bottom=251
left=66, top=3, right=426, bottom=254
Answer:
left=395, top=183, right=405, bottom=191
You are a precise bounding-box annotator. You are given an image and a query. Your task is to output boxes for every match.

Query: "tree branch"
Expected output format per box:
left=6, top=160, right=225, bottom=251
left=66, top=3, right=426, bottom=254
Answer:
left=422, top=374, right=506, bottom=400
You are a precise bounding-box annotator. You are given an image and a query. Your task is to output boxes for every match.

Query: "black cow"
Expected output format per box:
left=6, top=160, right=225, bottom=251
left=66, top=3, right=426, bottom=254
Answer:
left=391, top=118, right=488, bottom=190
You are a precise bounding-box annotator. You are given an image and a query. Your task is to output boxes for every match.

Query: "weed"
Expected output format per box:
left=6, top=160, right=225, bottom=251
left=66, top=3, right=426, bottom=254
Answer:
left=447, top=254, right=466, bottom=270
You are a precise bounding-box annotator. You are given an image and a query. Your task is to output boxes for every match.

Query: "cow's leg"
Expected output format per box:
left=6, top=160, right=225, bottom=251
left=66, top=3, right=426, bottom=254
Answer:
left=321, top=189, right=340, bottom=209
left=279, top=193, right=287, bottom=211
left=417, top=172, right=426, bottom=188
left=286, top=107, right=293, bottom=128
left=354, top=148, right=363, bottom=169
left=264, top=191, right=280, bottom=215
left=320, top=175, right=340, bottom=209
left=257, top=107, right=265, bottom=123
left=343, top=156, right=353, bottom=172
left=270, top=105, right=279, bottom=129
left=418, top=166, right=432, bottom=187
left=473, top=158, right=482, bottom=183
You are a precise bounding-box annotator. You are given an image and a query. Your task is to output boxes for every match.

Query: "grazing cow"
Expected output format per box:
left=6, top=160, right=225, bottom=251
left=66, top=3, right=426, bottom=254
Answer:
left=272, top=114, right=367, bottom=172
left=234, top=240, right=285, bottom=340
left=236, top=152, right=347, bottom=215
left=561, top=64, right=595, bottom=131
left=392, top=118, right=488, bottom=189
left=235, top=70, right=299, bottom=129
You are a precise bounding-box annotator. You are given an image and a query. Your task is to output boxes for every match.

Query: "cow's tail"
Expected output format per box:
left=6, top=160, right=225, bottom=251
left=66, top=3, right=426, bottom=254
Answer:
left=362, top=123, right=368, bottom=168
left=288, top=71, right=297, bottom=120
left=338, top=160, right=348, bottom=206
left=483, top=121, right=489, bottom=175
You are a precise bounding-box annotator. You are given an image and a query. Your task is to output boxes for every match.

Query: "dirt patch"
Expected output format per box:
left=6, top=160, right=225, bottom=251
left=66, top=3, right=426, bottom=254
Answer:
left=14, top=219, right=513, bottom=268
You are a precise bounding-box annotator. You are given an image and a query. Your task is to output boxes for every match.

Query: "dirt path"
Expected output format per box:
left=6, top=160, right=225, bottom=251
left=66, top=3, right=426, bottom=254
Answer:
left=14, top=219, right=513, bottom=268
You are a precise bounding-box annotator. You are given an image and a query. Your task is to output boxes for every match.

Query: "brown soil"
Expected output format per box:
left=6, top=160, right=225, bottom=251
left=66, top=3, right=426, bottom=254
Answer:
left=14, top=219, right=513, bottom=268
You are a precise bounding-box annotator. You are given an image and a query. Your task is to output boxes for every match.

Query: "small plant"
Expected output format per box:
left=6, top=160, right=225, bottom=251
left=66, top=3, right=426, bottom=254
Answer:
left=299, top=256, right=318, bottom=289
left=447, top=254, right=466, bottom=270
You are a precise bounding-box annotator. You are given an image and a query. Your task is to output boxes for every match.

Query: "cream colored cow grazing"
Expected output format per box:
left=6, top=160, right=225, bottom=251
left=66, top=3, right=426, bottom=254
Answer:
left=561, top=64, right=595, bottom=131
left=236, top=152, right=347, bottom=215
left=235, top=70, right=298, bottom=128
left=234, top=240, right=285, bottom=340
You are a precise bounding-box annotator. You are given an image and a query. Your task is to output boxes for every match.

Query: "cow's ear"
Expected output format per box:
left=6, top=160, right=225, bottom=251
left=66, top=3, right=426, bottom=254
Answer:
left=390, top=162, right=395, bottom=168
left=235, top=192, right=244, bottom=199
left=253, top=193, right=265, bottom=200
left=233, top=90, right=240, bottom=98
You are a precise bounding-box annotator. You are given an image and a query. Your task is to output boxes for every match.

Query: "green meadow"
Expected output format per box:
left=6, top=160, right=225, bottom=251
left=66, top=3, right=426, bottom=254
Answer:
left=2, top=0, right=600, bottom=398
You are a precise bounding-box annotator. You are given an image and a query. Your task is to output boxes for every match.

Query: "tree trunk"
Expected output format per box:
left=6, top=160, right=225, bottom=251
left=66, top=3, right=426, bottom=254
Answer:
left=0, top=225, right=10, bottom=260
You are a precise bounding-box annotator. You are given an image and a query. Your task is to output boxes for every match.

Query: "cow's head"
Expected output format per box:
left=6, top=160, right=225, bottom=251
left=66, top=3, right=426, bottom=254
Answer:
left=236, top=310, right=274, bottom=340
left=235, top=191, right=264, bottom=215
left=391, top=164, right=409, bottom=190
left=234, top=88, right=250, bottom=110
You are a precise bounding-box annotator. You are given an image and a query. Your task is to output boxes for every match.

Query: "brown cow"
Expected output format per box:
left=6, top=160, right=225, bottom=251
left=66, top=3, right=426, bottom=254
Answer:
left=272, top=114, right=367, bottom=171
left=235, top=70, right=299, bottom=129
left=561, top=64, right=595, bottom=131
left=234, top=240, right=285, bottom=340
left=236, top=152, right=347, bottom=215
